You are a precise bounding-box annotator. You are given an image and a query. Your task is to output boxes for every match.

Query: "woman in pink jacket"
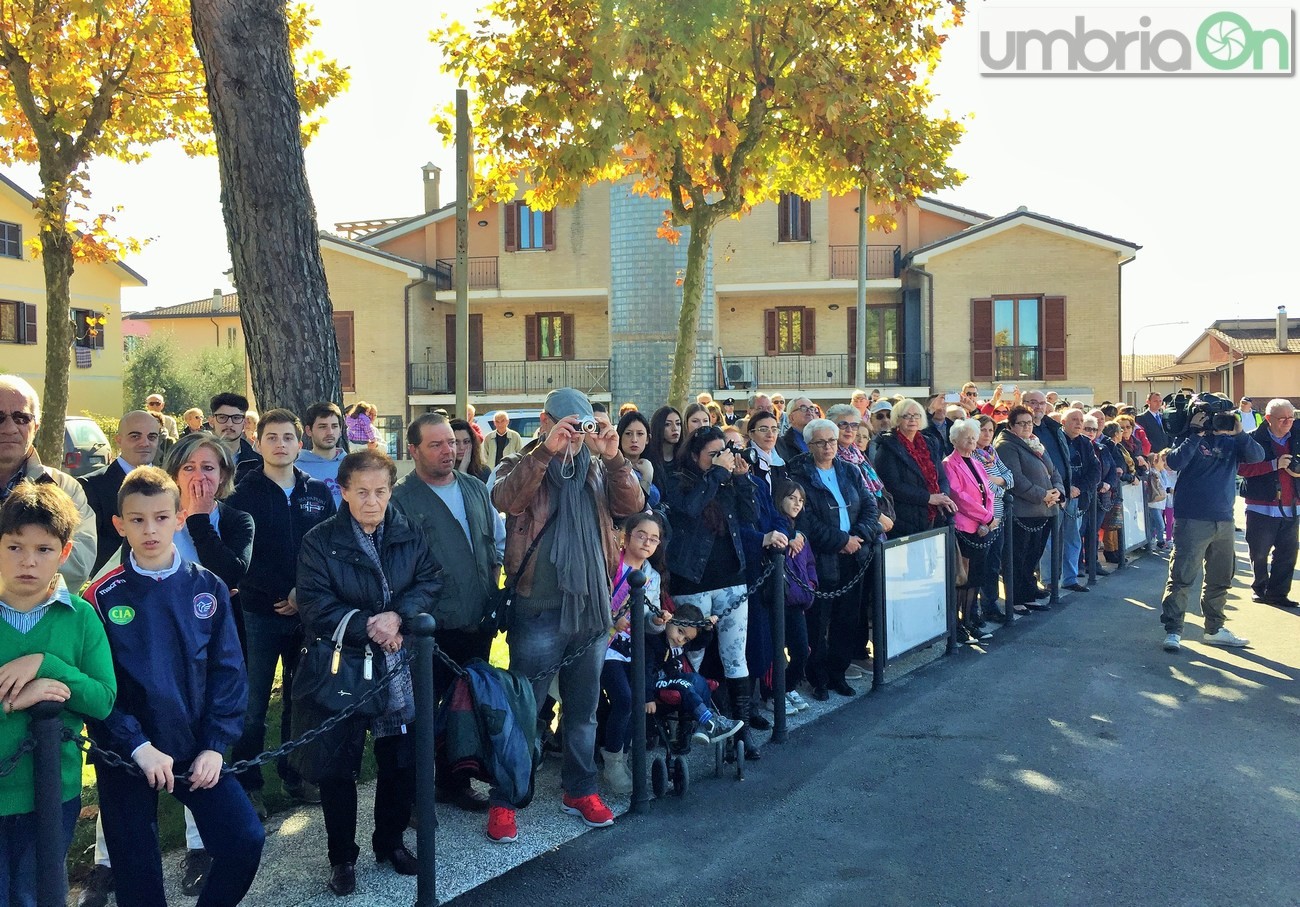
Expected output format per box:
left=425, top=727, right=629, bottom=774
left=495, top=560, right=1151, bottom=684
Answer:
left=943, top=419, right=1000, bottom=645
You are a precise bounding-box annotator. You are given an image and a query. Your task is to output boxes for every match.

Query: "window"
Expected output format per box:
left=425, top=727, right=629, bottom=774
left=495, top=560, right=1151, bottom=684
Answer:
left=333, top=311, right=355, bottom=392
left=970, top=295, right=1066, bottom=383
left=0, top=222, right=19, bottom=259
left=0, top=301, right=36, bottom=344
left=227, top=326, right=238, bottom=349
left=525, top=312, right=574, bottom=360
left=764, top=306, right=816, bottom=356
left=848, top=305, right=902, bottom=382
left=777, top=192, right=811, bottom=243
left=503, top=201, right=555, bottom=252
left=71, top=308, right=104, bottom=350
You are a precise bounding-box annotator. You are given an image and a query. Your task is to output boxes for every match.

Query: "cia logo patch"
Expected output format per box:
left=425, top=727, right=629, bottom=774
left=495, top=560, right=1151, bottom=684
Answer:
left=193, top=592, right=218, bottom=620
left=107, top=606, right=135, bottom=626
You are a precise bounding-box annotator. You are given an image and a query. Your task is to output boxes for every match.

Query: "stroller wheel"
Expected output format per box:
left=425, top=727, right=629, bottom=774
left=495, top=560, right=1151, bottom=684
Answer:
left=714, top=739, right=724, bottom=777
left=670, top=755, right=690, bottom=797
left=651, top=755, right=668, bottom=798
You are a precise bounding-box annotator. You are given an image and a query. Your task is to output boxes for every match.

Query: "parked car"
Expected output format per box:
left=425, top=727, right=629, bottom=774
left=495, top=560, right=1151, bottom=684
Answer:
left=472, top=409, right=543, bottom=443
left=63, top=416, right=112, bottom=477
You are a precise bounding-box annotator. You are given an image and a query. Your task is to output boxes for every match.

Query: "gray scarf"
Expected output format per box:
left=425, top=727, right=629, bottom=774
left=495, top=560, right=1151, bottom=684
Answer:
left=350, top=512, right=413, bottom=735
left=547, top=446, right=611, bottom=635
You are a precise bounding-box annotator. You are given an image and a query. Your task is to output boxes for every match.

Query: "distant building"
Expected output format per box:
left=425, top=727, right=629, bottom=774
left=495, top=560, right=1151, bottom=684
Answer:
left=1145, top=309, right=1299, bottom=403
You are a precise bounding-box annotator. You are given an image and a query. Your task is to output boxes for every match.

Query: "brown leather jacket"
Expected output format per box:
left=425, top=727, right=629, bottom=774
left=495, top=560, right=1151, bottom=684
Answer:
left=492, top=437, right=645, bottom=597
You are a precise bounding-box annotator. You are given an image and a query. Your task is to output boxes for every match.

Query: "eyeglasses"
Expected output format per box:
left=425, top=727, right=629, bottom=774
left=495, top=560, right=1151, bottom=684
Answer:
left=630, top=530, right=661, bottom=545
left=793, top=405, right=818, bottom=414
left=1013, top=420, right=1034, bottom=427
left=212, top=413, right=245, bottom=424
left=0, top=411, right=35, bottom=426
left=808, top=438, right=838, bottom=448
left=836, top=421, right=861, bottom=430
left=900, top=413, right=922, bottom=421
left=749, top=426, right=777, bottom=435
left=963, top=391, right=979, bottom=398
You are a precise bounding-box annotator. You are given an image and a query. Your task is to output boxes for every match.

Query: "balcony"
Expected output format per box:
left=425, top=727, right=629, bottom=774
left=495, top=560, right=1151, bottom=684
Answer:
left=718, top=352, right=930, bottom=390
left=995, top=346, right=1041, bottom=381
left=409, top=359, right=612, bottom=396
left=828, top=245, right=902, bottom=280
left=433, top=257, right=500, bottom=291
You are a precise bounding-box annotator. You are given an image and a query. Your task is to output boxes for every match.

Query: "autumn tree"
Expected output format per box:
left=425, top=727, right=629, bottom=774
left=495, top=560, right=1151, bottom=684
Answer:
left=434, top=0, right=966, bottom=410
left=0, top=0, right=345, bottom=462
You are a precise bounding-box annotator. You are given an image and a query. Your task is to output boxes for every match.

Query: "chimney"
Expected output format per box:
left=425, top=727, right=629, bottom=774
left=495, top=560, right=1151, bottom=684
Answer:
left=1278, top=305, right=1289, bottom=352
left=211, top=289, right=223, bottom=313
left=422, top=163, right=441, bottom=212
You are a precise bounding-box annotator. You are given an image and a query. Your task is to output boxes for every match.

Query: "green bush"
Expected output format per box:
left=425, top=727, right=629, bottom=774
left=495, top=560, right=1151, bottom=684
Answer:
left=123, top=332, right=248, bottom=416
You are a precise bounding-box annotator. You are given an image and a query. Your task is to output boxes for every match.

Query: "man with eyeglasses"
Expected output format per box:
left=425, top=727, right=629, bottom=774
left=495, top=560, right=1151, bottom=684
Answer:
left=209, top=392, right=262, bottom=478
left=144, top=393, right=178, bottom=442
left=776, top=397, right=818, bottom=462
left=392, top=412, right=505, bottom=812
left=1237, top=398, right=1300, bottom=608
left=1060, top=409, right=1101, bottom=592
left=1024, top=391, right=1072, bottom=597
left=0, top=374, right=98, bottom=588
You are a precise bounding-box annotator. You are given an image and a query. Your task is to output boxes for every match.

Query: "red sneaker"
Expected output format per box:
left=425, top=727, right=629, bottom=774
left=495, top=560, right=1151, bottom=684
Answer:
left=560, top=793, right=614, bottom=828
left=486, top=806, right=517, bottom=843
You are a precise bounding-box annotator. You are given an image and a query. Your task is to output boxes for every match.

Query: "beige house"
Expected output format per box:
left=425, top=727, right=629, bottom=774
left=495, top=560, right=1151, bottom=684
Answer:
left=1, top=171, right=146, bottom=417
left=1146, top=309, right=1300, bottom=403
left=1121, top=353, right=1179, bottom=407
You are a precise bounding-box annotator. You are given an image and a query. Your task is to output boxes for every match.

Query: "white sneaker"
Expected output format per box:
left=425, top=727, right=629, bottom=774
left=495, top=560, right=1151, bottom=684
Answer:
left=786, top=690, right=808, bottom=712
left=1203, top=627, right=1250, bottom=647
left=1162, top=633, right=1181, bottom=652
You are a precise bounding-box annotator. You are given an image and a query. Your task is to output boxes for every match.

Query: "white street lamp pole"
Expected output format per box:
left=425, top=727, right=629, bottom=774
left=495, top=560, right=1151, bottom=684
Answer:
left=1130, top=320, right=1188, bottom=402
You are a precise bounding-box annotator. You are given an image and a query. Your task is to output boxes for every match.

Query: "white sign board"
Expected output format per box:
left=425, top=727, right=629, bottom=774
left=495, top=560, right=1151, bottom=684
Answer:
left=1122, top=482, right=1148, bottom=551
left=884, top=532, right=949, bottom=659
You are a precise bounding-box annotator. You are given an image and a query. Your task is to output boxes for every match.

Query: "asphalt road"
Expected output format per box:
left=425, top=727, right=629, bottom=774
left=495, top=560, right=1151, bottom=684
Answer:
left=453, top=543, right=1300, bottom=907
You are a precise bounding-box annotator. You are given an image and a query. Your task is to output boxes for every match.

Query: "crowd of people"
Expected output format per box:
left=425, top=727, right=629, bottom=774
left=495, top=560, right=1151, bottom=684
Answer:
left=0, top=370, right=1295, bottom=906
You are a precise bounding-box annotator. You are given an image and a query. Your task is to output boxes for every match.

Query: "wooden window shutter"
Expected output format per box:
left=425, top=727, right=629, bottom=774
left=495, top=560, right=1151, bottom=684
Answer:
left=525, top=314, right=539, bottom=361
left=561, top=312, right=575, bottom=359
left=801, top=307, right=816, bottom=355
left=970, top=298, right=994, bottom=382
left=542, top=210, right=556, bottom=251
left=764, top=309, right=778, bottom=356
left=777, top=194, right=790, bottom=242
left=1043, top=295, right=1067, bottom=381
left=798, top=196, right=811, bottom=242
left=847, top=307, right=857, bottom=364
left=333, top=311, right=355, bottom=392
left=503, top=202, right=519, bottom=252
left=21, top=303, right=37, bottom=344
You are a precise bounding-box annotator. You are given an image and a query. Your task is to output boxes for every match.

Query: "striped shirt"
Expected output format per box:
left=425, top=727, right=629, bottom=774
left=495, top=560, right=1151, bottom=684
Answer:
left=0, top=575, right=74, bottom=635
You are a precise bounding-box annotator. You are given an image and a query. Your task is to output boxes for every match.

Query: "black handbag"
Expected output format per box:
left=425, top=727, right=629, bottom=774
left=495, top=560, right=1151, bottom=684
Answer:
left=293, top=609, right=390, bottom=718
left=480, top=511, right=560, bottom=635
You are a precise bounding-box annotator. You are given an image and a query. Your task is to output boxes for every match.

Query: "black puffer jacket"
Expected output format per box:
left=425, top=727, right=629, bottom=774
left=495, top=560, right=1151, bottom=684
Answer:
left=786, top=454, right=881, bottom=587
left=871, top=430, right=951, bottom=538
left=296, top=505, right=442, bottom=647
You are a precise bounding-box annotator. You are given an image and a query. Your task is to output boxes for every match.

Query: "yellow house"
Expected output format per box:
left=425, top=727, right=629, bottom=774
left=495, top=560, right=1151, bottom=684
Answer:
left=1145, top=309, right=1300, bottom=403
left=124, top=233, right=426, bottom=450
left=1, top=171, right=146, bottom=416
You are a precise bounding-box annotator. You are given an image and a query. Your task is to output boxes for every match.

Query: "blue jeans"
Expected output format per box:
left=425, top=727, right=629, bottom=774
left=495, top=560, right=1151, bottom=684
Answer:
left=98, top=765, right=265, bottom=907
left=0, top=797, right=79, bottom=907
left=601, top=660, right=633, bottom=752
left=233, top=610, right=304, bottom=791
left=653, top=672, right=712, bottom=718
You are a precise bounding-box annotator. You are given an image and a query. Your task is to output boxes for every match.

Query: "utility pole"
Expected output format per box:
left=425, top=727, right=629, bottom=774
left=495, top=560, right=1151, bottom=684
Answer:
left=855, top=185, right=868, bottom=387
left=455, top=88, right=470, bottom=419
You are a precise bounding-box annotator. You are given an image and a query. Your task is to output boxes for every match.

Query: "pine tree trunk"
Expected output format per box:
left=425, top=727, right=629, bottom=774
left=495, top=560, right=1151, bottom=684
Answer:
left=667, top=216, right=713, bottom=414
left=32, top=221, right=75, bottom=465
left=189, top=0, right=340, bottom=417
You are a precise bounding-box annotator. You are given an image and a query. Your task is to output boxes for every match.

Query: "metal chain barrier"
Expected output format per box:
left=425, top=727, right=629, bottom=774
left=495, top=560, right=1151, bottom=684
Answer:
left=64, top=650, right=415, bottom=784
left=519, top=597, right=634, bottom=684
left=643, top=554, right=779, bottom=630
left=1012, top=513, right=1052, bottom=533
left=954, top=527, right=1002, bottom=551
left=0, top=737, right=35, bottom=779
left=785, top=542, right=877, bottom=601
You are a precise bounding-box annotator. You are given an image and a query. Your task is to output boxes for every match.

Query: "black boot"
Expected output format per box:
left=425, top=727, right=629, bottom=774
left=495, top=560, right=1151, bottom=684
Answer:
left=745, top=676, right=771, bottom=731
left=727, top=678, right=762, bottom=760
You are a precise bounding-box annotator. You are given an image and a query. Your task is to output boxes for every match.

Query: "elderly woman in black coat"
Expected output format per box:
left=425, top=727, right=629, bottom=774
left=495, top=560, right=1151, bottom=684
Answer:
left=295, top=450, right=442, bottom=896
left=787, top=418, right=880, bottom=702
left=871, top=397, right=956, bottom=538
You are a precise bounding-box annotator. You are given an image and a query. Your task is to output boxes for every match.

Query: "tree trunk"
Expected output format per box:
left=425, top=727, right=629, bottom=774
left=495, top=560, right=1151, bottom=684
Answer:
left=32, top=220, right=75, bottom=466
left=667, top=216, right=714, bottom=413
left=190, top=0, right=339, bottom=418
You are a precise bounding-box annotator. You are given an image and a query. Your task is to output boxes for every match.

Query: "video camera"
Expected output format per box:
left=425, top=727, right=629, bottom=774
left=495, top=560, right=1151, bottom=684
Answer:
left=724, top=440, right=761, bottom=467
left=1168, top=391, right=1237, bottom=437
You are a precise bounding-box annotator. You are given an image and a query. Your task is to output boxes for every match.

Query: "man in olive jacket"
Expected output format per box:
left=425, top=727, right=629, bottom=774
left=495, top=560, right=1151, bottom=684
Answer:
left=392, top=413, right=505, bottom=812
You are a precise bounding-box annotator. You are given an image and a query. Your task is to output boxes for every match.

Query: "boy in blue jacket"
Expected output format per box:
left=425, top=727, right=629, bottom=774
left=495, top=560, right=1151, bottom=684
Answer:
left=85, top=466, right=264, bottom=907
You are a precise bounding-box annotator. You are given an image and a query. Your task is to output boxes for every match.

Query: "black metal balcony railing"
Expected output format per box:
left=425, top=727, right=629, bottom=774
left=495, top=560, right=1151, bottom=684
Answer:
left=828, top=245, right=902, bottom=280
left=995, top=346, right=1041, bottom=381
left=409, top=359, right=611, bottom=396
left=718, top=352, right=930, bottom=390
left=433, top=257, right=500, bottom=291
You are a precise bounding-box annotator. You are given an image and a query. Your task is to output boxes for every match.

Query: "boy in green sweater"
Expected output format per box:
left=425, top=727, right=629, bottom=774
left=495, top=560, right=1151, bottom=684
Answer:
left=0, top=483, right=116, bottom=906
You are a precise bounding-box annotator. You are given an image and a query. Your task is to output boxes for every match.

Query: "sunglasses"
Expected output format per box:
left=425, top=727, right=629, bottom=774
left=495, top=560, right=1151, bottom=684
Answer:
left=836, top=420, right=861, bottom=430
left=0, top=411, right=35, bottom=426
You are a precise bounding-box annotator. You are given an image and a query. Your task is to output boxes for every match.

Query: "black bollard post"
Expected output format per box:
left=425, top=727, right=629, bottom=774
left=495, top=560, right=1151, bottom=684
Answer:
left=1088, top=492, right=1099, bottom=584
left=1050, top=507, right=1063, bottom=605
left=409, top=613, right=439, bottom=907
left=770, top=551, right=788, bottom=744
left=1002, top=493, right=1017, bottom=621
left=871, top=539, right=886, bottom=691
left=1117, top=500, right=1128, bottom=570
left=30, top=700, right=66, bottom=907
left=945, top=527, right=958, bottom=654
left=628, top=569, right=650, bottom=813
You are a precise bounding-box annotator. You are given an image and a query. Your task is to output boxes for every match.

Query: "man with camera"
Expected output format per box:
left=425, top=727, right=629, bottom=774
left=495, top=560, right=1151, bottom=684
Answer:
left=1236, top=398, right=1299, bottom=608
left=1160, top=394, right=1265, bottom=652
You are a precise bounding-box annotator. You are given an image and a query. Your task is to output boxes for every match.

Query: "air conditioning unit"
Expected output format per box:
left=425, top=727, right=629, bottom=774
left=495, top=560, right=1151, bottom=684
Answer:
left=723, top=358, right=756, bottom=389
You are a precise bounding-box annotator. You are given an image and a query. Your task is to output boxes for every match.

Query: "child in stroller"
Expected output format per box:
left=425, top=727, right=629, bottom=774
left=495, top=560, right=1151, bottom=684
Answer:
left=646, top=602, right=742, bottom=745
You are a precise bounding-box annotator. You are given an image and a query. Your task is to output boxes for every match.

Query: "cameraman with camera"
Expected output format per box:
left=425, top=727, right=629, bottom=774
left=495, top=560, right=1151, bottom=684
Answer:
left=1237, top=398, right=1300, bottom=608
left=1159, top=394, right=1265, bottom=652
